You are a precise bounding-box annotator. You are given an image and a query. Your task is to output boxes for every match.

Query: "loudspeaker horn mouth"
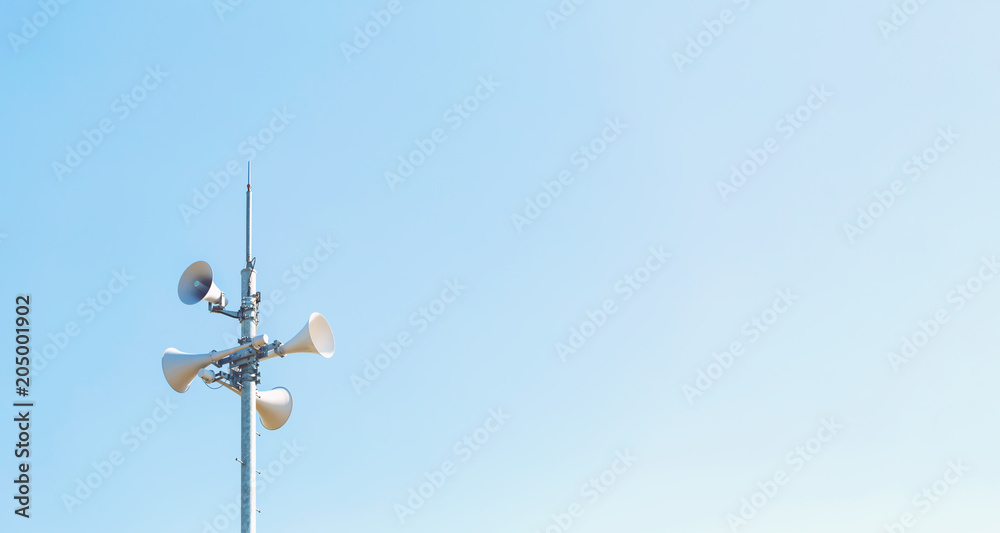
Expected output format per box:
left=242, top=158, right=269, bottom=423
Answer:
left=277, top=313, right=335, bottom=358
left=178, top=261, right=225, bottom=305
left=256, top=386, right=293, bottom=430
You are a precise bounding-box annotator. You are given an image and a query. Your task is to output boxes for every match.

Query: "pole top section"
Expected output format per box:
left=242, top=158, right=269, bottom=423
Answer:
left=246, top=162, right=252, bottom=264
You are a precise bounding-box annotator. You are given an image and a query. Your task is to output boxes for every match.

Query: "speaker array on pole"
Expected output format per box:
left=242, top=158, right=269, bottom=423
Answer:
left=162, top=262, right=335, bottom=430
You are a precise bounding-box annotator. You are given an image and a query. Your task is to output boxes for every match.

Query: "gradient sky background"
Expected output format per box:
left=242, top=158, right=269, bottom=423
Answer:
left=2, top=1, right=1000, bottom=532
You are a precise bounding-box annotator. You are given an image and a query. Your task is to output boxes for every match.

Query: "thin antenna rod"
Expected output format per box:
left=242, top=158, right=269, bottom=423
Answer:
left=246, top=162, right=252, bottom=265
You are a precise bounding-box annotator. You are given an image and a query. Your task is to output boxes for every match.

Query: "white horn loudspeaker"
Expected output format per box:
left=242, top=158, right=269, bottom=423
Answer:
left=276, top=313, right=335, bottom=358
left=177, top=261, right=225, bottom=306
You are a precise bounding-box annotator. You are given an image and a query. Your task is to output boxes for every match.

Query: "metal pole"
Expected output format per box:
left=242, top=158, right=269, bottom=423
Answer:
left=240, top=164, right=257, bottom=533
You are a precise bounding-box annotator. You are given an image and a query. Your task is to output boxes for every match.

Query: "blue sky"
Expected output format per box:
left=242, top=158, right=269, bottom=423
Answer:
left=2, top=1, right=1000, bottom=532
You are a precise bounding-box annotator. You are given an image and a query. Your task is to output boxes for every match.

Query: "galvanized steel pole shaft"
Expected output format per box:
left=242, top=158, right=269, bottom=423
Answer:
left=240, top=170, right=257, bottom=533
